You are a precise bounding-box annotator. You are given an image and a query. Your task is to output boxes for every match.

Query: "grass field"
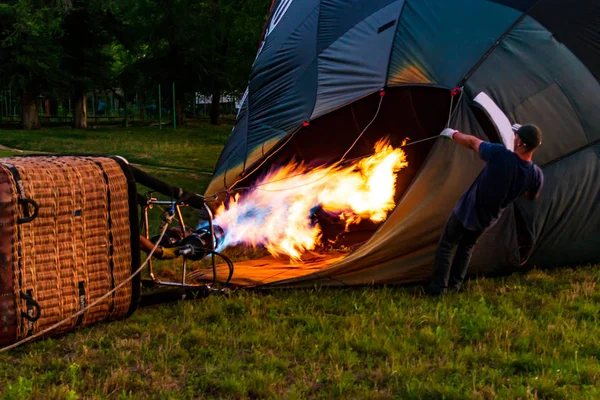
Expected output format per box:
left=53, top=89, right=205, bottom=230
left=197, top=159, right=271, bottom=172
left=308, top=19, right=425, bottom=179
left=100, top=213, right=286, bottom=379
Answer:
left=0, top=126, right=599, bottom=399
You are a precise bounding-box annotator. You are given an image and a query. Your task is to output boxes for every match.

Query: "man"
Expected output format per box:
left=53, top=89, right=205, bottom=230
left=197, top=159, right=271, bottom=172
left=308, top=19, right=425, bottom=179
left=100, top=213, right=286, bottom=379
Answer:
left=139, top=226, right=193, bottom=259
left=428, top=124, right=544, bottom=295
left=139, top=235, right=181, bottom=259
left=139, top=225, right=220, bottom=260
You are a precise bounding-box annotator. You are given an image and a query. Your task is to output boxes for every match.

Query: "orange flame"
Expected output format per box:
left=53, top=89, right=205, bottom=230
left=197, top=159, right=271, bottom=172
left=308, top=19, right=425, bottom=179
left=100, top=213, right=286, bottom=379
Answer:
left=213, top=138, right=408, bottom=260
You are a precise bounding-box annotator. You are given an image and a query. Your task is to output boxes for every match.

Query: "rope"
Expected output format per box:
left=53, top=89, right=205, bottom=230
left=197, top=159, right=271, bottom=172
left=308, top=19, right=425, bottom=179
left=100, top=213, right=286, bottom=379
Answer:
left=203, top=134, right=442, bottom=197
left=205, top=87, right=464, bottom=197
left=223, top=125, right=301, bottom=194
left=256, top=135, right=442, bottom=192
left=446, top=87, right=464, bottom=128
left=0, top=215, right=171, bottom=354
left=245, top=93, right=386, bottom=193
left=340, top=92, right=385, bottom=162
left=245, top=88, right=466, bottom=193
left=446, top=93, right=455, bottom=128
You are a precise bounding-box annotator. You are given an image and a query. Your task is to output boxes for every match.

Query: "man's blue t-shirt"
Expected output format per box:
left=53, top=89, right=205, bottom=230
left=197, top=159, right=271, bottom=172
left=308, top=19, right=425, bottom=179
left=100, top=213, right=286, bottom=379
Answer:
left=453, top=142, right=544, bottom=231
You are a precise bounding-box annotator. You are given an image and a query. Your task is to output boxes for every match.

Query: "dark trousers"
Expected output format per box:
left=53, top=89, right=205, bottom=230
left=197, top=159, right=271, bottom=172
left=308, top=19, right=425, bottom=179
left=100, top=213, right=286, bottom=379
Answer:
left=429, top=213, right=483, bottom=294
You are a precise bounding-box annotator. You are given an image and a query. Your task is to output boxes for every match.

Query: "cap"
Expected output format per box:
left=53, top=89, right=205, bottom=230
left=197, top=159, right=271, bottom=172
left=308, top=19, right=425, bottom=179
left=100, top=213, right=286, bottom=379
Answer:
left=512, top=124, right=542, bottom=149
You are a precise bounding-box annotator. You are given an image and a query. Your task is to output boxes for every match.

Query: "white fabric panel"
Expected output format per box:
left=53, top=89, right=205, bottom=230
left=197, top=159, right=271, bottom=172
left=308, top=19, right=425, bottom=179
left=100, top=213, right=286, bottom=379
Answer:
left=474, top=92, right=515, bottom=152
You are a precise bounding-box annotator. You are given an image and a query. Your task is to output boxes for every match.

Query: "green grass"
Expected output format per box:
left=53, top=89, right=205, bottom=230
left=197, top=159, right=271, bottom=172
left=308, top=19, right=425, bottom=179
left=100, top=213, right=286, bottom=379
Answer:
left=0, top=123, right=232, bottom=177
left=1, top=268, right=599, bottom=399
left=0, top=150, right=17, bottom=158
left=1, top=126, right=599, bottom=399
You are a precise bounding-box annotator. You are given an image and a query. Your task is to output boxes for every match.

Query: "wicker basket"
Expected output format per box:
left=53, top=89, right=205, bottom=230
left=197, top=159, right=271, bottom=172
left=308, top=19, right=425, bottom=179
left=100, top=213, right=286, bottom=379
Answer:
left=0, top=156, right=140, bottom=346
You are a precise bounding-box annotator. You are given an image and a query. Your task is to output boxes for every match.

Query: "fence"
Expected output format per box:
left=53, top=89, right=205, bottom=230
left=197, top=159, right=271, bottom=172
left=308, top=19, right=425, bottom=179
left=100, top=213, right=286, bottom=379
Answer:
left=0, top=85, right=240, bottom=128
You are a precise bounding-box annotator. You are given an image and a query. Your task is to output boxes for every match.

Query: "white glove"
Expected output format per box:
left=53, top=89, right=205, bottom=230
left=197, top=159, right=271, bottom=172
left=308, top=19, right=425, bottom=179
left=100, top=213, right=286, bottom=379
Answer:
left=440, top=128, right=458, bottom=140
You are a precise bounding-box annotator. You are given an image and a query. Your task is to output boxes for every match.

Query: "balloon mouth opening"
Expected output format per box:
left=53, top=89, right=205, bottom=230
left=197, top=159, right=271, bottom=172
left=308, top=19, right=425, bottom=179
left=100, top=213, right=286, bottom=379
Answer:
left=194, top=86, right=456, bottom=285
left=211, top=137, right=409, bottom=261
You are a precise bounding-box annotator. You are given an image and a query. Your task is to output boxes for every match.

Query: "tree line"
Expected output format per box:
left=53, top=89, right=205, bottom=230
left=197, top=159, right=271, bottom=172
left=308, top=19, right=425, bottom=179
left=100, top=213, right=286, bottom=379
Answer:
left=0, top=0, right=270, bottom=129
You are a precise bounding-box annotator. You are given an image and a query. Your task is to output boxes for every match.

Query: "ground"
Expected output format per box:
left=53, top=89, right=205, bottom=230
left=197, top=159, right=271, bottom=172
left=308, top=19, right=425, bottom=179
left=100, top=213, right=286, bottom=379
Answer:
left=0, top=125, right=599, bottom=399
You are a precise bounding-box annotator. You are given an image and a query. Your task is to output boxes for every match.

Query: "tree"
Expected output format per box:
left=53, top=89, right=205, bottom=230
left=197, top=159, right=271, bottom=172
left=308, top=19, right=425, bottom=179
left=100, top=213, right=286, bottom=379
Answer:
left=118, top=0, right=268, bottom=126
left=1, top=0, right=269, bottom=129
left=0, top=0, right=63, bottom=130
left=115, top=0, right=202, bottom=127
left=59, top=0, right=121, bottom=129
left=197, top=0, right=267, bottom=125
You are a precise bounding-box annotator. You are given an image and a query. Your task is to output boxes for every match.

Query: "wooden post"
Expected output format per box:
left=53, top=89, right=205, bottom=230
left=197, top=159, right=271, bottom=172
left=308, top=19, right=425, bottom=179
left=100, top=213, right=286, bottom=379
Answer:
left=172, top=82, right=176, bottom=131
left=158, top=84, right=162, bottom=130
left=124, top=90, right=128, bottom=128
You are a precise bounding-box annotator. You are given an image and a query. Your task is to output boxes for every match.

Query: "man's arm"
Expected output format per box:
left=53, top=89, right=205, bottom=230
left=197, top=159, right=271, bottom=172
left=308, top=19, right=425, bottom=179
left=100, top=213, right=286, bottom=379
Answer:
left=441, top=128, right=483, bottom=153
left=140, top=235, right=161, bottom=255
left=139, top=235, right=179, bottom=259
left=524, top=167, right=543, bottom=201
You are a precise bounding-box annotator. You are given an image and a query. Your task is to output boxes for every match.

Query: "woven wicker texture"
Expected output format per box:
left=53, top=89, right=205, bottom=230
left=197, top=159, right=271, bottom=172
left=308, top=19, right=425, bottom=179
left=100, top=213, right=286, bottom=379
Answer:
left=0, top=156, right=133, bottom=342
left=0, top=170, right=18, bottom=344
